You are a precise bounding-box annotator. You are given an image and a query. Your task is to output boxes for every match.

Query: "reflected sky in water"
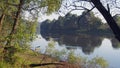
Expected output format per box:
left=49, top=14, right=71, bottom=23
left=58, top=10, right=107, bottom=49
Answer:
left=75, top=39, right=120, bottom=68
left=31, top=35, right=120, bottom=68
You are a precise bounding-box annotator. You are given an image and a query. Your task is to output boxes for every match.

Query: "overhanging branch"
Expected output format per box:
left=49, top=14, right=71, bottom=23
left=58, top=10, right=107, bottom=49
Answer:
left=78, top=6, right=95, bottom=22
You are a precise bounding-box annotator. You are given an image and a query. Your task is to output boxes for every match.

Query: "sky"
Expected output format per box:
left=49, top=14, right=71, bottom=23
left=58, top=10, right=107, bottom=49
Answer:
left=37, top=0, right=104, bottom=23
left=38, top=8, right=106, bottom=23
left=36, top=0, right=120, bottom=23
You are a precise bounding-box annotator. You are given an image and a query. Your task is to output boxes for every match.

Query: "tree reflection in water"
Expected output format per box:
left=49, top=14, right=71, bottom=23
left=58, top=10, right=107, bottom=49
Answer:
left=41, top=32, right=120, bottom=55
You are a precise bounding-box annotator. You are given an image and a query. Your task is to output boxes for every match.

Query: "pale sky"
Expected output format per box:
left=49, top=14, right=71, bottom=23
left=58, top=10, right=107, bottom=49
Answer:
left=38, top=8, right=107, bottom=23
left=37, top=1, right=105, bottom=23
left=37, top=0, right=120, bottom=23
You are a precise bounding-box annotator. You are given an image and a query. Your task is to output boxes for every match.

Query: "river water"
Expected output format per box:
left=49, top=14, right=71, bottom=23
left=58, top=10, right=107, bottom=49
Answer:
left=31, top=34, right=120, bottom=68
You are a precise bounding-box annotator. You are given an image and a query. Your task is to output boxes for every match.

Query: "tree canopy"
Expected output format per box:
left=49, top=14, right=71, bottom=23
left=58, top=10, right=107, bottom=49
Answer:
left=40, top=11, right=113, bottom=36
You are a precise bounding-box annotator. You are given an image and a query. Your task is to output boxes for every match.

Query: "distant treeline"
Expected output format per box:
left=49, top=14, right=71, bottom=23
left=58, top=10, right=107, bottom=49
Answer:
left=40, top=11, right=120, bottom=36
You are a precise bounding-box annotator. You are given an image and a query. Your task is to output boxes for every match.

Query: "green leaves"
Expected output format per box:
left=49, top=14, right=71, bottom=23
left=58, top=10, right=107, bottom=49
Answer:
left=8, top=0, right=19, bottom=4
left=68, top=51, right=77, bottom=63
left=0, top=0, right=5, bottom=10
left=0, top=0, right=18, bottom=16
left=14, top=19, right=37, bottom=48
left=40, top=0, right=62, bottom=14
left=88, top=57, right=109, bottom=68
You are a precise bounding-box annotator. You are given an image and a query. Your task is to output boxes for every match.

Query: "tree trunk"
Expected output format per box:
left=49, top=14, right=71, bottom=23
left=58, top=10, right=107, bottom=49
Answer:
left=0, top=14, right=5, bottom=31
left=3, top=0, right=24, bottom=62
left=5, top=0, right=23, bottom=46
left=91, top=0, right=120, bottom=41
left=10, top=0, right=23, bottom=35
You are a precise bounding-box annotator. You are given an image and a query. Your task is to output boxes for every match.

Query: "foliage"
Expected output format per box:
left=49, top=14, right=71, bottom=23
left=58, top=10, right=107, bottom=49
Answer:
left=86, top=57, right=108, bottom=68
left=114, top=15, right=120, bottom=27
left=0, top=0, right=62, bottom=65
left=22, top=0, right=62, bottom=19
left=45, top=41, right=109, bottom=68
left=0, top=0, right=18, bottom=15
left=0, top=61, right=12, bottom=68
left=40, top=11, right=113, bottom=36
left=68, top=50, right=81, bottom=63
left=40, top=0, right=62, bottom=14
left=14, top=19, right=37, bottom=49
left=46, top=40, right=55, bottom=55
left=52, top=49, right=67, bottom=59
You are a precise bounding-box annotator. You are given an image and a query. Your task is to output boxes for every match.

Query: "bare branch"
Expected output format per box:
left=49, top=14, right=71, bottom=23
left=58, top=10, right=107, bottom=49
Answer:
left=116, top=6, right=120, bottom=9
left=107, top=4, right=110, bottom=13
left=78, top=6, right=95, bottom=22
left=59, top=0, right=93, bottom=15
left=68, top=8, right=84, bottom=13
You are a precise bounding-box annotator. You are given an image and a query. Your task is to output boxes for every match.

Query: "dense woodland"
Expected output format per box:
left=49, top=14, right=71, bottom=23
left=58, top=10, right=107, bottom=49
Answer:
left=41, top=11, right=120, bottom=36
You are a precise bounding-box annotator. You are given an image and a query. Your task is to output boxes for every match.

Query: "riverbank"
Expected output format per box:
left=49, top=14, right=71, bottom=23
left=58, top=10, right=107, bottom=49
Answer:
left=0, top=49, right=82, bottom=68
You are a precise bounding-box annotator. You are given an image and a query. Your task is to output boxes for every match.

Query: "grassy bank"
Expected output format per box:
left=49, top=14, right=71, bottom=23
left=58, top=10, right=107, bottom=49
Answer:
left=0, top=49, right=62, bottom=68
left=0, top=47, right=109, bottom=68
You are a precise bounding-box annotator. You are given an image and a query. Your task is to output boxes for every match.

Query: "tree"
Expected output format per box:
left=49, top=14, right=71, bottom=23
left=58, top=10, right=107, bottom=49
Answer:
left=0, top=0, right=62, bottom=63
left=0, top=0, right=18, bottom=31
left=59, top=0, right=120, bottom=41
left=91, top=0, right=120, bottom=41
left=0, top=14, right=5, bottom=31
left=0, top=0, right=62, bottom=45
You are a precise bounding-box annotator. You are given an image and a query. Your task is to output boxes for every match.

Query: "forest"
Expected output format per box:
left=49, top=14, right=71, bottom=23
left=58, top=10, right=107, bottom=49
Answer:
left=41, top=11, right=120, bottom=37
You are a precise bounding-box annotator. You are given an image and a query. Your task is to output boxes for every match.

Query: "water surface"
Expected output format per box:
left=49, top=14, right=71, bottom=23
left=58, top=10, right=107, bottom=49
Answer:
left=31, top=34, right=120, bottom=68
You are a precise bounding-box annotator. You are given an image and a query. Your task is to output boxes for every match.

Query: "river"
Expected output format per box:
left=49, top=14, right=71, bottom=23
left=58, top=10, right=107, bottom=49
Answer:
left=31, top=34, right=120, bottom=68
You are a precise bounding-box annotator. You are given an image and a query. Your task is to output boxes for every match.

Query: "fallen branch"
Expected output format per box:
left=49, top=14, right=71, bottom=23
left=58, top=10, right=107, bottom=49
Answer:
left=29, top=63, right=64, bottom=67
